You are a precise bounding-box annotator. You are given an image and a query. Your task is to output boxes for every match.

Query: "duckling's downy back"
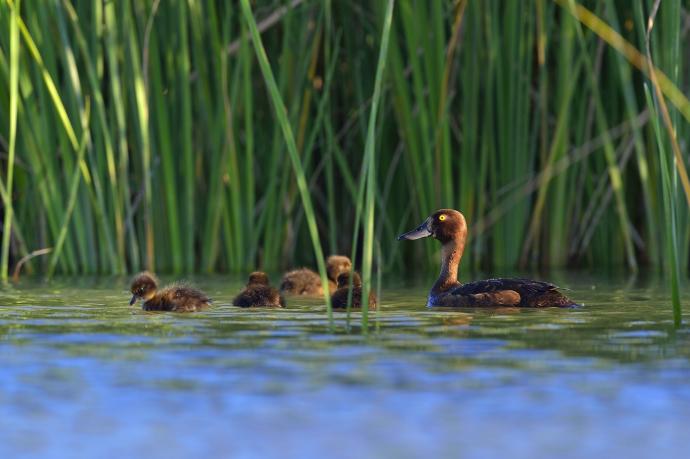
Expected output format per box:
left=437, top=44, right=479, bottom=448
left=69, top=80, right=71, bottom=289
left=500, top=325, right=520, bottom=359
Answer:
left=331, top=271, right=376, bottom=310
left=234, top=272, right=285, bottom=308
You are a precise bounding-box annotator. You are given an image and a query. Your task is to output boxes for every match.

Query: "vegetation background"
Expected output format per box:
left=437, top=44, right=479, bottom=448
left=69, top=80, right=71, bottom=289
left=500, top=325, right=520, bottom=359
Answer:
left=0, top=0, right=688, bottom=293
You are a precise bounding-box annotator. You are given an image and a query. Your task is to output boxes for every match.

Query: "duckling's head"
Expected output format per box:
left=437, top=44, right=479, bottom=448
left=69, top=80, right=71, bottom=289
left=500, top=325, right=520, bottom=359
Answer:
left=247, top=271, right=270, bottom=286
left=397, top=209, right=467, bottom=244
left=336, top=271, right=362, bottom=288
left=130, top=271, right=158, bottom=305
left=326, top=255, right=352, bottom=281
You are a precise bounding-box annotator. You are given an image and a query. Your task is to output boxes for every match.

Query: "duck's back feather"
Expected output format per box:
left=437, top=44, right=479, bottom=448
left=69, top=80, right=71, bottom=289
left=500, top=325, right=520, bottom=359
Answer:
left=280, top=269, right=323, bottom=295
left=144, top=285, right=211, bottom=312
left=234, top=285, right=285, bottom=308
left=442, top=278, right=574, bottom=307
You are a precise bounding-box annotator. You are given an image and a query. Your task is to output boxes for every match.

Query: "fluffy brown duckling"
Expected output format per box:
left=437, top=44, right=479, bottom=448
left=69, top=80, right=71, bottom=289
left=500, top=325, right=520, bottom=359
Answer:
left=280, top=255, right=352, bottom=295
left=398, top=209, right=577, bottom=307
left=330, top=271, right=377, bottom=310
left=233, top=271, right=285, bottom=308
left=129, top=271, right=211, bottom=312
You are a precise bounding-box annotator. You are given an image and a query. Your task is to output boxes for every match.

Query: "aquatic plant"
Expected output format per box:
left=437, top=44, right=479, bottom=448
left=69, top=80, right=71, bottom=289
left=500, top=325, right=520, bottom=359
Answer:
left=0, top=0, right=687, bottom=327
left=640, top=0, right=684, bottom=327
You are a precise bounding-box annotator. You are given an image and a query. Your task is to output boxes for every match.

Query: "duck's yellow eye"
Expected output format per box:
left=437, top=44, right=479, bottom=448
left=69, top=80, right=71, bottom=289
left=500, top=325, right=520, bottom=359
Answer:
left=439, top=214, right=447, bottom=221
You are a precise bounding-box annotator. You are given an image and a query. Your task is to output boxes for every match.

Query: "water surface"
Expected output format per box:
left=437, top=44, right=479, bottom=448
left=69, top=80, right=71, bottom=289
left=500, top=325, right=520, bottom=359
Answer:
left=1, top=273, right=689, bottom=459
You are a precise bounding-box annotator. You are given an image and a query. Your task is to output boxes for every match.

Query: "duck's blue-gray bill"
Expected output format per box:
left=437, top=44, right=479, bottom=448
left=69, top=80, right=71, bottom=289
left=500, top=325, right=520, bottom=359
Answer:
left=129, top=295, right=137, bottom=306
left=397, top=220, right=431, bottom=241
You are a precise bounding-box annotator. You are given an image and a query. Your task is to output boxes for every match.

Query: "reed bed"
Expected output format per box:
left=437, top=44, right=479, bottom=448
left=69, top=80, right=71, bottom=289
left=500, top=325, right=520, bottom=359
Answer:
left=0, top=0, right=688, bottom=315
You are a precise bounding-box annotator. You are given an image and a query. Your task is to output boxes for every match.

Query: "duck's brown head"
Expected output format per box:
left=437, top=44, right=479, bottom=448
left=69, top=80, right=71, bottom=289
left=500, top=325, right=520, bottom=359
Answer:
left=397, top=209, right=467, bottom=244
left=130, top=271, right=158, bottom=305
left=326, top=255, right=352, bottom=281
left=248, top=271, right=270, bottom=286
left=336, top=271, right=362, bottom=288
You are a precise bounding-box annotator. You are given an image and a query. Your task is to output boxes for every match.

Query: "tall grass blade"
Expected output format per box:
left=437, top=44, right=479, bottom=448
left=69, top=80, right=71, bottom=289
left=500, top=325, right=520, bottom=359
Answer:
left=360, top=0, right=395, bottom=328
left=0, top=0, right=688, bottom=291
left=239, top=0, right=332, bottom=314
left=48, top=98, right=90, bottom=277
left=1, top=0, right=20, bottom=282
left=644, top=0, right=682, bottom=327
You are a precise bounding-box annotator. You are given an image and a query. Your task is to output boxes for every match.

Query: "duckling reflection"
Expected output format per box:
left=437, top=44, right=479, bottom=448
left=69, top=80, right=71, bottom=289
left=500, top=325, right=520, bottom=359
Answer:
left=331, top=271, right=377, bottom=310
left=280, top=255, right=352, bottom=296
left=440, top=313, right=474, bottom=327
left=129, top=271, right=211, bottom=312
left=233, top=271, right=285, bottom=308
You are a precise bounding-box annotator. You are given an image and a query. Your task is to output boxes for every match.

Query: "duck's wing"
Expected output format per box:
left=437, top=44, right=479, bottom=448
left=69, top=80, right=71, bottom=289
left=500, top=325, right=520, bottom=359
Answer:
left=435, top=289, right=520, bottom=307
left=450, top=278, right=573, bottom=307
left=451, top=278, right=556, bottom=296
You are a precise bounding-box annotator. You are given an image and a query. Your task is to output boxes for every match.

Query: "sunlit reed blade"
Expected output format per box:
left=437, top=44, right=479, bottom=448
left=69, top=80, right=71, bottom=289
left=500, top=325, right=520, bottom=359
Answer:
left=1, top=0, right=20, bottom=281
left=239, top=0, right=332, bottom=316
left=643, top=0, right=682, bottom=327
left=360, top=0, right=395, bottom=328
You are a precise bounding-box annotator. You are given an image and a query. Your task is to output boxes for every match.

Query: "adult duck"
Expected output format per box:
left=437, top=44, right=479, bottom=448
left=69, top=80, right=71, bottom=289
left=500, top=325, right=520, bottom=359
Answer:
left=398, top=209, right=576, bottom=307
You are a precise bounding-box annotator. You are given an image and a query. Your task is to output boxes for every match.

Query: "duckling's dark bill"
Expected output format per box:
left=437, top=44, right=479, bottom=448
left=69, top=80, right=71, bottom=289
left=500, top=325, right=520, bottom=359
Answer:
left=129, top=295, right=137, bottom=305
left=397, top=219, right=432, bottom=240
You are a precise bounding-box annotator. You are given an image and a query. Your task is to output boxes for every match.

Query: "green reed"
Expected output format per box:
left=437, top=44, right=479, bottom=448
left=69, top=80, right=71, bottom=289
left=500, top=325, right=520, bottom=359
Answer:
left=239, top=0, right=334, bottom=316
left=641, top=0, right=683, bottom=327
left=358, top=0, right=395, bottom=327
left=0, top=0, right=688, bottom=329
left=1, top=0, right=19, bottom=282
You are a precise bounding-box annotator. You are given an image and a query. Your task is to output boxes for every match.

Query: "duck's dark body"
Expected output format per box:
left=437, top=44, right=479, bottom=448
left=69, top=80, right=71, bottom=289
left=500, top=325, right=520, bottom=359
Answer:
left=398, top=209, right=577, bottom=308
left=233, top=285, right=284, bottom=308
left=129, top=272, right=211, bottom=312
left=430, top=278, right=574, bottom=308
left=234, top=271, right=285, bottom=308
left=142, top=285, right=212, bottom=312
left=331, top=272, right=377, bottom=310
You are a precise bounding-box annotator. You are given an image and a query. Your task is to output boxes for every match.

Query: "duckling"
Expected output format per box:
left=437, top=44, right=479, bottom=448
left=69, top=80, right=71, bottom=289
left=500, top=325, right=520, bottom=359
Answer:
left=233, top=271, right=285, bottom=308
left=331, top=271, right=377, bottom=310
left=280, top=255, right=352, bottom=295
left=129, top=271, right=211, bottom=312
left=398, top=209, right=576, bottom=307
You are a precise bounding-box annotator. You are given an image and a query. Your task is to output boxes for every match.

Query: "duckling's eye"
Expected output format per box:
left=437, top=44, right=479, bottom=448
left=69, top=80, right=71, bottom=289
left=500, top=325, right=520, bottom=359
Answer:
left=438, top=214, right=447, bottom=221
